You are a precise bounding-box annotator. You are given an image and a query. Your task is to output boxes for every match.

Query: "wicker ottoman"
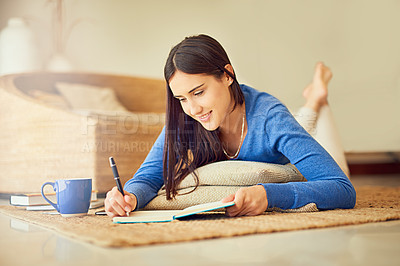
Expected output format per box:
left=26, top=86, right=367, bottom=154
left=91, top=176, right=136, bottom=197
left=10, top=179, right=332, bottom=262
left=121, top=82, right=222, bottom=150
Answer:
left=0, top=72, right=165, bottom=194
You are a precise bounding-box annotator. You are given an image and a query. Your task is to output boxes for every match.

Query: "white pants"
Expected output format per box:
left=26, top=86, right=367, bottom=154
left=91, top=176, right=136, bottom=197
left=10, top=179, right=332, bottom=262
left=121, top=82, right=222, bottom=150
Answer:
left=293, top=106, right=350, bottom=177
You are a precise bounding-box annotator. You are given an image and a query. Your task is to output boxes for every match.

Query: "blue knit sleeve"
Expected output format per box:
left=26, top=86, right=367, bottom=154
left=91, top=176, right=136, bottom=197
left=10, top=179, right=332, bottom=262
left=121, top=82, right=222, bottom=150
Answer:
left=260, top=105, right=356, bottom=210
left=124, top=127, right=165, bottom=209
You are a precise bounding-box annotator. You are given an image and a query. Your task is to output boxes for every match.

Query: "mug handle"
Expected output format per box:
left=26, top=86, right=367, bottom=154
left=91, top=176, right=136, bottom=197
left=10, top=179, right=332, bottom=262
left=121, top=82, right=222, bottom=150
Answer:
left=41, top=182, right=59, bottom=212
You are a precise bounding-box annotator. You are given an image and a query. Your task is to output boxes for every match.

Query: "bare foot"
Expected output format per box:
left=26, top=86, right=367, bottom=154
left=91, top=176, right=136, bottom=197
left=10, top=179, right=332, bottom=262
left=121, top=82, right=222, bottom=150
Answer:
left=303, top=62, right=332, bottom=112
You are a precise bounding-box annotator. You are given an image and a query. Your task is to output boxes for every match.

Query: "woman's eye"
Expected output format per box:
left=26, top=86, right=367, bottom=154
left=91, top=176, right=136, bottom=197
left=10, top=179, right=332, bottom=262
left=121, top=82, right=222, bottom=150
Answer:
left=194, top=90, right=203, bottom=96
left=178, top=98, right=186, bottom=102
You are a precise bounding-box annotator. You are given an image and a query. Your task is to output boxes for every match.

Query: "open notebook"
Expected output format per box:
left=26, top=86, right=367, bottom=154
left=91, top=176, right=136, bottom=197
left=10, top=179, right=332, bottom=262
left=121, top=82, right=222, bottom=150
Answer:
left=113, top=201, right=235, bottom=223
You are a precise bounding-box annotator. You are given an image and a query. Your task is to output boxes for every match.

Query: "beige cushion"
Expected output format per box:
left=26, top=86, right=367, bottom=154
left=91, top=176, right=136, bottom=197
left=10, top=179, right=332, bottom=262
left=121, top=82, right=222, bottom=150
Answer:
left=55, top=82, right=129, bottom=112
left=144, top=161, right=318, bottom=212
left=29, top=89, right=70, bottom=109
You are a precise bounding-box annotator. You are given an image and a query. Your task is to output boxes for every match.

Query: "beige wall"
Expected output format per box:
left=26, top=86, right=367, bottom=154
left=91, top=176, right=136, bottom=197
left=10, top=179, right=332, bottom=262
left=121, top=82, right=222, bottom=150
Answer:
left=1, top=0, right=399, bottom=152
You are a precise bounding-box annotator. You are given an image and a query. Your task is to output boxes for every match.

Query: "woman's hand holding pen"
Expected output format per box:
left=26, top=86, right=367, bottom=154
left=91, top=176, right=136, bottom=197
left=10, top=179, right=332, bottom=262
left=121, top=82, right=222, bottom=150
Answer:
left=105, top=186, right=137, bottom=217
left=221, top=185, right=268, bottom=217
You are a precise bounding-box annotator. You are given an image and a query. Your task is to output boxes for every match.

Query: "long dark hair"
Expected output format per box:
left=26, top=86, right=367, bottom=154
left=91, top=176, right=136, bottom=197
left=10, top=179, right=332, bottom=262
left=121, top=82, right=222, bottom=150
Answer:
left=163, top=34, right=244, bottom=200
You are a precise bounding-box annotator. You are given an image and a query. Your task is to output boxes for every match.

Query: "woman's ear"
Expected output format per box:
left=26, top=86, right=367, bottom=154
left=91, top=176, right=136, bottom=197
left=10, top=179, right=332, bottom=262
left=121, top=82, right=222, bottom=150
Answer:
left=224, top=64, right=235, bottom=84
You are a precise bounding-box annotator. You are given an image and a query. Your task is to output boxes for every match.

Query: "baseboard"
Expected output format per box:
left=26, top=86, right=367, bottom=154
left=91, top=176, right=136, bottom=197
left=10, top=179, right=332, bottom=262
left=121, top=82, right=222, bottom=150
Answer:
left=348, top=163, right=400, bottom=175
left=346, top=151, right=400, bottom=175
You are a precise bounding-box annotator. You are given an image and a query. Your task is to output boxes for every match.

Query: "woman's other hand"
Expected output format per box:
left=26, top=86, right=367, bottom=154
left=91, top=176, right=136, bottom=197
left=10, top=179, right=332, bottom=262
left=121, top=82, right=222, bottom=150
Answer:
left=104, top=186, right=137, bottom=217
left=222, top=185, right=268, bottom=217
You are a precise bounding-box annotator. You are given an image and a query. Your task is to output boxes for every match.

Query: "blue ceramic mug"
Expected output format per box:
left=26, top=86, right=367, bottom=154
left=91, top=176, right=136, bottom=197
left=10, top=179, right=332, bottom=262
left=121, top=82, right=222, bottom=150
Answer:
left=41, top=178, right=92, bottom=217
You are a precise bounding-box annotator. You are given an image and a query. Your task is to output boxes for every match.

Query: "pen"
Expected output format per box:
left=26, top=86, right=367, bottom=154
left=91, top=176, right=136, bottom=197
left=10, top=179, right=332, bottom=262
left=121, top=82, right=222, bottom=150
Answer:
left=109, top=157, right=129, bottom=216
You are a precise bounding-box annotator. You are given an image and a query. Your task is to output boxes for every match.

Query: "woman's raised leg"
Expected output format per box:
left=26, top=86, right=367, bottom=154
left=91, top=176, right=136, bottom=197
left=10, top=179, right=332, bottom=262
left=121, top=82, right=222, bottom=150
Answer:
left=294, top=62, right=350, bottom=176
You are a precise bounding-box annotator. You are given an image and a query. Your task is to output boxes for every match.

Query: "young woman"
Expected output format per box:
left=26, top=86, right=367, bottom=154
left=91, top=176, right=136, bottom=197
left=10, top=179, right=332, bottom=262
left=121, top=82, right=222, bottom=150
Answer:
left=105, top=34, right=356, bottom=218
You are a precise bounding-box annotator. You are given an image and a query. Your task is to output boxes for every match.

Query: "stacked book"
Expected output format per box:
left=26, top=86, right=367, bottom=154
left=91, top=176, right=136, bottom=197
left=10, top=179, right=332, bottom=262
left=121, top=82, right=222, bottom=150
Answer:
left=10, top=191, right=103, bottom=211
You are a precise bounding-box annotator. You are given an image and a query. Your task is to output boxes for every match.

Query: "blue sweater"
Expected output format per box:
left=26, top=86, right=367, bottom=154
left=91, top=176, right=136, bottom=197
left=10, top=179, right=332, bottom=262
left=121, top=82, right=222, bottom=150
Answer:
left=125, top=84, right=356, bottom=210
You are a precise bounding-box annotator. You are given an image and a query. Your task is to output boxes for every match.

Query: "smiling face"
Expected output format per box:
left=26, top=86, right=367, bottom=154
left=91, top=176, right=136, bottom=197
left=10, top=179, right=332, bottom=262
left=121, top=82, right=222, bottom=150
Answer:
left=169, top=70, right=234, bottom=131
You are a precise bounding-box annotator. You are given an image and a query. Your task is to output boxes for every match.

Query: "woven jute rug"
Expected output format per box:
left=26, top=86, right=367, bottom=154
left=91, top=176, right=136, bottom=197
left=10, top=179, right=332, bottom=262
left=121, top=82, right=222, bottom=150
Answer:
left=1, top=186, right=399, bottom=247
